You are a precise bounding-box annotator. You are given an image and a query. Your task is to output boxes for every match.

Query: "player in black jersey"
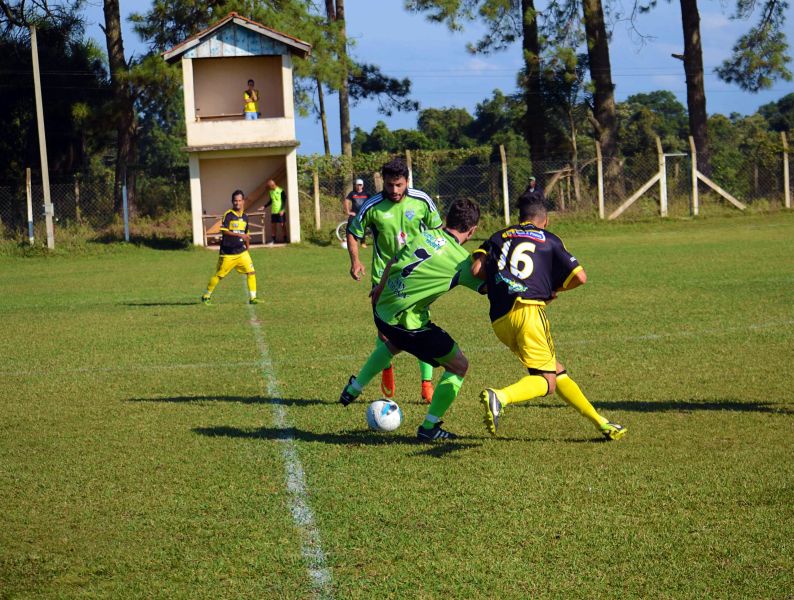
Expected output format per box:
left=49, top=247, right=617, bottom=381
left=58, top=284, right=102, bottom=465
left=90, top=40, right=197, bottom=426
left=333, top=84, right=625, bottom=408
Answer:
left=471, top=195, right=626, bottom=440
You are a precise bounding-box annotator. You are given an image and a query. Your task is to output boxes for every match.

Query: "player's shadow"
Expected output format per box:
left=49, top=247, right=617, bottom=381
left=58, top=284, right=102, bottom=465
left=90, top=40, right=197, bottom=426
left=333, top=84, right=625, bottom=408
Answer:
left=128, top=395, right=327, bottom=406
left=530, top=399, right=792, bottom=415
left=193, top=425, right=481, bottom=457
left=121, top=301, right=198, bottom=307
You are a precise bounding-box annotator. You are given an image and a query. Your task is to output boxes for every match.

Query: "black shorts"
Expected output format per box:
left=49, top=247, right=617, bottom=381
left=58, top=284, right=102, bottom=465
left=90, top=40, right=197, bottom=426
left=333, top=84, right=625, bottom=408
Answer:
left=271, top=213, right=285, bottom=224
left=374, top=312, right=456, bottom=367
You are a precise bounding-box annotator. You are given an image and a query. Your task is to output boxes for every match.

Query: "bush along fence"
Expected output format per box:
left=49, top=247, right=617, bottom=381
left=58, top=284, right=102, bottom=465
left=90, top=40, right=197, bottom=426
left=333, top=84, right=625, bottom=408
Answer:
left=3, top=135, right=792, bottom=246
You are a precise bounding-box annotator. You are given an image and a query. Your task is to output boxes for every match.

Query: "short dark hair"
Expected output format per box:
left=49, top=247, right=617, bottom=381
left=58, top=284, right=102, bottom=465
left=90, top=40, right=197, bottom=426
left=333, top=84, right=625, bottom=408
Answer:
left=446, top=198, right=480, bottom=231
left=517, top=194, right=547, bottom=221
left=381, top=157, right=410, bottom=180
left=231, top=189, right=245, bottom=202
left=247, top=79, right=254, bottom=84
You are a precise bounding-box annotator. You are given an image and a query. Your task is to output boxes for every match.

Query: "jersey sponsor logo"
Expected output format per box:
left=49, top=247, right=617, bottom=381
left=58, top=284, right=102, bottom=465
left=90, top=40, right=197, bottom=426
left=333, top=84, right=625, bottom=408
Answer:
left=405, top=209, right=415, bottom=221
left=496, top=272, right=529, bottom=293
left=387, top=277, right=408, bottom=299
left=503, top=229, right=546, bottom=242
left=423, top=231, right=447, bottom=250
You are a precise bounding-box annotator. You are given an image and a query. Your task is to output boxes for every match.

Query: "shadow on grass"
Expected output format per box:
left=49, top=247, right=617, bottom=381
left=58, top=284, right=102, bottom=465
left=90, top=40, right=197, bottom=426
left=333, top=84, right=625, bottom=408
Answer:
left=121, top=301, right=198, bottom=307
left=193, top=425, right=481, bottom=457
left=530, top=399, right=792, bottom=414
left=128, top=395, right=328, bottom=406
left=92, top=234, right=191, bottom=250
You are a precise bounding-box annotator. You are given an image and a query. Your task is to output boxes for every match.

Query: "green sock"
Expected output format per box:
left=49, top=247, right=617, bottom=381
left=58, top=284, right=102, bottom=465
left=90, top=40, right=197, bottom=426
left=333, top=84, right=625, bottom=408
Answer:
left=421, top=371, right=464, bottom=429
left=418, top=360, right=433, bottom=381
left=353, top=338, right=394, bottom=392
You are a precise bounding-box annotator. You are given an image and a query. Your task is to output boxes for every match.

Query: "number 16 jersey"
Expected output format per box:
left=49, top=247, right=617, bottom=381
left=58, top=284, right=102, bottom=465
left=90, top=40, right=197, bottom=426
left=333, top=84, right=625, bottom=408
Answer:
left=474, top=222, right=583, bottom=322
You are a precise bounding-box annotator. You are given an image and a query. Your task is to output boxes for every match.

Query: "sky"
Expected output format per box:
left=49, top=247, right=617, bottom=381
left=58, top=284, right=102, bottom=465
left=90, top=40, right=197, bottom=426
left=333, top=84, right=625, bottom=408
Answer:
left=82, top=0, right=794, bottom=155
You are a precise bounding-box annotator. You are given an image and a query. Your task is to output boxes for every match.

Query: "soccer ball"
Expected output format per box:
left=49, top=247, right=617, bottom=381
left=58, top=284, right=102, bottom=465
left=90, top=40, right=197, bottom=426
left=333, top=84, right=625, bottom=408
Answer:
left=366, top=400, right=402, bottom=432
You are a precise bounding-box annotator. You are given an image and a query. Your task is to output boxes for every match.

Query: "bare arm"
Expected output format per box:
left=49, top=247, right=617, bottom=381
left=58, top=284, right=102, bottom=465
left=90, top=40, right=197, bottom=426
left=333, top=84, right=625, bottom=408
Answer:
left=471, top=253, right=487, bottom=280
left=347, top=232, right=365, bottom=281
left=369, top=258, right=395, bottom=306
left=343, top=199, right=355, bottom=217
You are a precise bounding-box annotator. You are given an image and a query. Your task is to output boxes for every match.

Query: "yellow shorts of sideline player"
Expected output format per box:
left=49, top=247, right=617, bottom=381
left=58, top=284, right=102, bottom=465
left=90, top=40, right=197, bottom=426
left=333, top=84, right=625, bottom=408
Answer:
left=491, top=300, right=556, bottom=372
left=214, top=251, right=255, bottom=277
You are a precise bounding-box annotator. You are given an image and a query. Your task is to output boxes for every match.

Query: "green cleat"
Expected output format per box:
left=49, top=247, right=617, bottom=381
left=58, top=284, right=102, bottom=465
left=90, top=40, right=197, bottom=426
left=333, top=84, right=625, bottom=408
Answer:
left=201, top=295, right=213, bottom=305
left=249, top=297, right=262, bottom=304
left=479, top=389, right=502, bottom=436
left=600, top=421, right=627, bottom=441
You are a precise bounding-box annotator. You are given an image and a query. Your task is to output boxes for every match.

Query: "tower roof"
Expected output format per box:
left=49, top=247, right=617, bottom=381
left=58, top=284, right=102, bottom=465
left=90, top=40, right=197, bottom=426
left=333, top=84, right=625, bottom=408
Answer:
left=163, top=12, right=311, bottom=63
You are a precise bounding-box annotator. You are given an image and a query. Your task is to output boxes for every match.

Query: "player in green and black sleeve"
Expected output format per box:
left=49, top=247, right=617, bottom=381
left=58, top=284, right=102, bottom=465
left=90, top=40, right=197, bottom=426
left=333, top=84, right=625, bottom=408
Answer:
left=340, top=198, right=485, bottom=442
left=346, top=158, right=444, bottom=404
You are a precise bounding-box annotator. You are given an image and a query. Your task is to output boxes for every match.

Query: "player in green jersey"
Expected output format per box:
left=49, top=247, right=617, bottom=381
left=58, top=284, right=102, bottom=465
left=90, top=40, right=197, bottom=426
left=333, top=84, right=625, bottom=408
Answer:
left=472, top=195, right=626, bottom=440
left=340, top=198, right=485, bottom=441
left=347, top=158, right=444, bottom=404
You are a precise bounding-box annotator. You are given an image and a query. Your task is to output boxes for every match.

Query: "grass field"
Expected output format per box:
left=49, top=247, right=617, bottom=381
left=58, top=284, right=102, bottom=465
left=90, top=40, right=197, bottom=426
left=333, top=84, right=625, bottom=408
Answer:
left=1, top=212, right=793, bottom=599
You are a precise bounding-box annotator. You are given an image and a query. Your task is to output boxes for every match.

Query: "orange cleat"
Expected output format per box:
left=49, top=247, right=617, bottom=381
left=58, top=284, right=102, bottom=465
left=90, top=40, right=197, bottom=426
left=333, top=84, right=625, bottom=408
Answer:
left=421, top=380, right=434, bottom=404
left=381, top=365, right=395, bottom=398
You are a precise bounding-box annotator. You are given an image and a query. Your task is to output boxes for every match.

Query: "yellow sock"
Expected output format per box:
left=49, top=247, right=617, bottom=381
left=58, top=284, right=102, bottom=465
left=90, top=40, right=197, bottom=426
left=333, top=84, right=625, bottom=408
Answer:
left=556, top=372, right=608, bottom=428
left=205, top=275, right=221, bottom=295
left=247, top=273, right=257, bottom=299
left=495, top=375, right=549, bottom=406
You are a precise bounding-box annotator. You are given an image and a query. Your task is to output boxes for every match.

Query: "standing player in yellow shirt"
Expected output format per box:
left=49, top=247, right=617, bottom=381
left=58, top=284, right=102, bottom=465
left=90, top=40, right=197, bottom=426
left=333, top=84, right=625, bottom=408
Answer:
left=201, top=190, right=261, bottom=305
left=243, top=79, right=259, bottom=120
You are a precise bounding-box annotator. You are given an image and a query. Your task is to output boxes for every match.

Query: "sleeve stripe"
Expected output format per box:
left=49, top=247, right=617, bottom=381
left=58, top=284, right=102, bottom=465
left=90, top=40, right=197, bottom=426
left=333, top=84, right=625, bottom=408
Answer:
left=562, top=265, right=583, bottom=289
left=356, top=193, right=384, bottom=221
left=407, top=188, right=438, bottom=212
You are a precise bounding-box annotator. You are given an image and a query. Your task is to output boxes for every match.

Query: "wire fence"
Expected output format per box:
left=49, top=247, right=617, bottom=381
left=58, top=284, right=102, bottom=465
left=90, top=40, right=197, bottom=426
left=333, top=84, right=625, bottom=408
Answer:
left=3, top=142, right=792, bottom=244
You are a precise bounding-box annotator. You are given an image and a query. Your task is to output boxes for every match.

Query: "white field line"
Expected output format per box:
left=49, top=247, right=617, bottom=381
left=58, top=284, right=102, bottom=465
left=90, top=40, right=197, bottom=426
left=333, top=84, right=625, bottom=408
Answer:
left=246, top=303, right=334, bottom=600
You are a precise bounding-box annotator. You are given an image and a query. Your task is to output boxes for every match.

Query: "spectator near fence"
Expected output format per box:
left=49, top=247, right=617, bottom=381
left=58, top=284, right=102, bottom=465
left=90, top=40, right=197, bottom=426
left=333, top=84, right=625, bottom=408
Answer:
left=344, top=178, right=370, bottom=248
left=523, top=176, right=545, bottom=205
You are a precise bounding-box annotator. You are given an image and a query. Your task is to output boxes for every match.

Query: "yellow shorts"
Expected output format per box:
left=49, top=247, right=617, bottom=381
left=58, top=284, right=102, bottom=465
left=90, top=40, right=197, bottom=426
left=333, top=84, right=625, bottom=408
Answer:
left=215, top=251, right=255, bottom=277
left=491, top=301, right=556, bottom=372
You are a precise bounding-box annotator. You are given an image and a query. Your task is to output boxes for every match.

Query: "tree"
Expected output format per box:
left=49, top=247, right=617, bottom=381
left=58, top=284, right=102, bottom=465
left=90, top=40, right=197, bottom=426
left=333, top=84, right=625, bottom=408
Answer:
left=581, top=0, right=624, bottom=193
left=716, top=0, right=791, bottom=93
left=673, top=0, right=711, bottom=175
left=758, top=92, right=794, bottom=131
left=417, top=107, right=475, bottom=149
left=0, top=0, right=110, bottom=182
left=405, top=0, right=548, bottom=165
left=323, top=0, right=352, bottom=158
left=102, top=0, right=136, bottom=211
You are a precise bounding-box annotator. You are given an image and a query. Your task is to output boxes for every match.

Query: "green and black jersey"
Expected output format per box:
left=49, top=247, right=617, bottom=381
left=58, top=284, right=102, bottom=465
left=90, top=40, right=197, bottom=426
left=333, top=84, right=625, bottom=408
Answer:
left=474, top=222, right=582, bottom=322
left=375, top=228, right=485, bottom=330
left=347, top=188, right=443, bottom=286
left=219, top=209, right=249, bottom=256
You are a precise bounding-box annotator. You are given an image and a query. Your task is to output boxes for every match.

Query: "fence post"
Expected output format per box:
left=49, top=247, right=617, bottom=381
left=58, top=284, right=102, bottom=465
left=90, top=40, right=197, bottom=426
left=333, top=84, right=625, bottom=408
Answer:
left=31, top=26, right=54, bottom=249
left=657, top=137, right=667, bottom=217
left=26, top=168, right=34, bottom=245
left=595, top=142, right=605, bottom=219
left=405, top=150, right=413, bottom=188
left=122, top=181, right=130, bottom=242
left=74, top=177, right=81, bottom=223
left=499, top=145, right=510, bottom=225
left=782, top=132, right=791, bottom=209
left=313, top=169, right=321, bottom=230
left=689, top=136, right=699, bottom=216
left=373, top=172, right=383, bottom=193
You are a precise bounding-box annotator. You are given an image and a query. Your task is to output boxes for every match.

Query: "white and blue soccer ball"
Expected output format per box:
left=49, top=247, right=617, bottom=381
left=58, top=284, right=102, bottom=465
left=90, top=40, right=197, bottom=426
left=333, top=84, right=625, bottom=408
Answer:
left=366, top=400, right=403, bottom=432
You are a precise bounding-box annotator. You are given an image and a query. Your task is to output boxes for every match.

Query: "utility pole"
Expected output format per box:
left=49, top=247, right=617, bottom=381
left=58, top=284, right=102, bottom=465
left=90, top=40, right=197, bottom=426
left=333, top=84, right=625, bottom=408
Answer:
left=30, top=25, right=54, bottom=249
